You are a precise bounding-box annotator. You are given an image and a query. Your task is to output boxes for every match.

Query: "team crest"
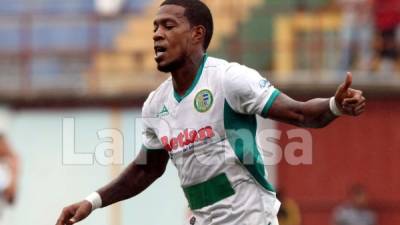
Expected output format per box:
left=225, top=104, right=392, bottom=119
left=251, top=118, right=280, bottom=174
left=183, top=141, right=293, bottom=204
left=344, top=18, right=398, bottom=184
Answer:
left=194, top=89, right=213, bottom=112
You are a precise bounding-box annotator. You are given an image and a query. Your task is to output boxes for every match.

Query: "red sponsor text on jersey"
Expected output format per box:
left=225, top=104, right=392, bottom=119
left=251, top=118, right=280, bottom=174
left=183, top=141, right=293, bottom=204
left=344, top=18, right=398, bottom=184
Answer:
left=161, top=126, right=215, bottom=152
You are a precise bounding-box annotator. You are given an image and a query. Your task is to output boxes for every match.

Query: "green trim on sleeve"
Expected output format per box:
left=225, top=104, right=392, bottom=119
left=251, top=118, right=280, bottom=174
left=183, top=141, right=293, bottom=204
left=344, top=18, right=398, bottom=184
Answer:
left=261, top=89, right=281, bottom=117
left=174, top=54, right=208, bottom=103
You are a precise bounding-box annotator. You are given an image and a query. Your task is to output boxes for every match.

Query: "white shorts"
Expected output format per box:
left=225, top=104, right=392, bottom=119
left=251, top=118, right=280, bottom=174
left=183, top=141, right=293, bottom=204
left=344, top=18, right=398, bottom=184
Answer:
left=188, top=179, right=281, bottom=225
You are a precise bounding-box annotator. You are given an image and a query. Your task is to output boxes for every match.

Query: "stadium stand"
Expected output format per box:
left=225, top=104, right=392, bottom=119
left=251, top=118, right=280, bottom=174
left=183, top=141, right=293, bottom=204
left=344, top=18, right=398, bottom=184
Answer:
left=0, top=0, right=150, bottom=95
left=0, top=0, right=398, bottom=99
left=0, top=0, right=271, bottom=98
left=91, top=0, right=265, bottom=95
left=210, top=0, right=335, bottom=74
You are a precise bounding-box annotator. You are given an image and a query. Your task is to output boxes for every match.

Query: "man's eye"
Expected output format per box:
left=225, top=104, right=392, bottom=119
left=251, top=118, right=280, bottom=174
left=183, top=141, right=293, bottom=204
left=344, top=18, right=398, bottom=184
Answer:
left=165, top=25, right=174, bottom=30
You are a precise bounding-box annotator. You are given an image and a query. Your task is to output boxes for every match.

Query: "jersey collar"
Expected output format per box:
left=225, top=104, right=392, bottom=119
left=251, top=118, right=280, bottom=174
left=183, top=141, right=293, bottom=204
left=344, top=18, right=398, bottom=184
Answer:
left=174, top=54, right=208, bottom=103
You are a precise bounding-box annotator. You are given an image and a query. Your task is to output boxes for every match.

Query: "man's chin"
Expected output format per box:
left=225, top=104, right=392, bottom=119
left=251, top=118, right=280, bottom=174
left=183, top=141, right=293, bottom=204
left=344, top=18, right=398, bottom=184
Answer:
left=157, top=64, right=172, bottom=73
left=156, top=60, right=183, bottom=73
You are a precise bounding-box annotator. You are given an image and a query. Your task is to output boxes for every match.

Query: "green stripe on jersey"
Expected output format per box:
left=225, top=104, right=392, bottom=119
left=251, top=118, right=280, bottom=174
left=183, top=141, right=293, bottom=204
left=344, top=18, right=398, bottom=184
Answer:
left=183, top=173, right=235, bottom=210
left=224, top=101, right=275, bottom=192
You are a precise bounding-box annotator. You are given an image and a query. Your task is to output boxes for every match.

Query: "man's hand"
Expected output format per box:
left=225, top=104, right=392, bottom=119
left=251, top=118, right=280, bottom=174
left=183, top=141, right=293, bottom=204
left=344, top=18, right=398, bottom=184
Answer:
left=56, top=200, right=92, bottom=225
left=3, top=181, right=17, bottom=204
left=55, top=147, right=169, bottom=225
left=334, top=72, right=366, bottom=116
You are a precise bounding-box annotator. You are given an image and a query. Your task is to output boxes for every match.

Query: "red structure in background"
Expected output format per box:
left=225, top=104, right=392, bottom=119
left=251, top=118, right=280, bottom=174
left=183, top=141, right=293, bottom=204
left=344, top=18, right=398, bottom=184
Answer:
left=277, top=98, right=400, bottom=225
left=373, top=0, right=400, bottom=32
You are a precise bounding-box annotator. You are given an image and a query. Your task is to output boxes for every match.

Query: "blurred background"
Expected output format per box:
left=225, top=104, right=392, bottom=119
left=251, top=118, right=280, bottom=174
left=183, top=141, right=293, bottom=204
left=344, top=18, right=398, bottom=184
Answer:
left=0, top=0, right=398, bottom=225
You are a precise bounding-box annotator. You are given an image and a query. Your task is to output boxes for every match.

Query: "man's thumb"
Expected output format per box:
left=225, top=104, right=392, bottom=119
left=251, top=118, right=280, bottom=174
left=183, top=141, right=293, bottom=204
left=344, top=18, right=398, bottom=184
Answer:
left=342, top=72, right=352, bottom=92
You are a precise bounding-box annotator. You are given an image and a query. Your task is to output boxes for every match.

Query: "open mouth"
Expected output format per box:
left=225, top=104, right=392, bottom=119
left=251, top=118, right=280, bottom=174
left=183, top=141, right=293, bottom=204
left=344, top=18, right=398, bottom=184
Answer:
left=154, top=46, right=167, bottom=58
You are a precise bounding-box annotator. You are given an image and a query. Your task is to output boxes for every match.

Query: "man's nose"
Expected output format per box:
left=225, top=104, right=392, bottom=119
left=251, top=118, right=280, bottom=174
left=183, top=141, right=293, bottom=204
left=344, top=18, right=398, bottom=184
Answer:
left=153, top=28, right=164, bottom=41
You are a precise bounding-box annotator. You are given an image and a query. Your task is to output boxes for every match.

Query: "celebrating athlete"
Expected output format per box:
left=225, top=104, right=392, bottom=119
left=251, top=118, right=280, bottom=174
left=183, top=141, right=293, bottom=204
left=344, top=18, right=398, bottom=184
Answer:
left=55, top=0, right=365, bottom=224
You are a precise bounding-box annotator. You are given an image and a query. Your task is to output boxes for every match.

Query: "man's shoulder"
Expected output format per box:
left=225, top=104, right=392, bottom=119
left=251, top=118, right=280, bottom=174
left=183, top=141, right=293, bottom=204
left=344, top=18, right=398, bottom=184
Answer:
left=205, top=56, right=241, bottom=70
left=142, top=77, right=172, bottom=115
left=205, top=56, right=228, bottom=68
left=206, top=56, right=256, bottom=76
left=204, top=56, right=247, bottom=83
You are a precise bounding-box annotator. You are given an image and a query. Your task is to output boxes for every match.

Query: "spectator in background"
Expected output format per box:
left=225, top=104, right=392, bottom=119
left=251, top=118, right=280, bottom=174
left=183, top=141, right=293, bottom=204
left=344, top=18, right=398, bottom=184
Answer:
left=332, top=185, right=377, bottom=225
left=337, top=0, right=374, bottom=73
left=277, top=190, right=301, bottom=225
left=373, top=0, right=400, bottom=74
left=0, top=105, right=19, bottom=218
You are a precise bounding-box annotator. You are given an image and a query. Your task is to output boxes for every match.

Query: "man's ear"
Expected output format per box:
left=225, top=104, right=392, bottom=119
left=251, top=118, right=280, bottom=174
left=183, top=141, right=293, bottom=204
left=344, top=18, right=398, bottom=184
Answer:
left=192, top=25, right=206, bottom=46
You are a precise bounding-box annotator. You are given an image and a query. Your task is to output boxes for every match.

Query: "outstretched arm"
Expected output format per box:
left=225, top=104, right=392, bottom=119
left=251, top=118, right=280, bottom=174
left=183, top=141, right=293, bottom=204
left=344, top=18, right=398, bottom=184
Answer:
left=56, top=146, right=169, bottom=225
left=267, top=72, right=366, bottom=128
left=98, top=147, right=169, bottom=207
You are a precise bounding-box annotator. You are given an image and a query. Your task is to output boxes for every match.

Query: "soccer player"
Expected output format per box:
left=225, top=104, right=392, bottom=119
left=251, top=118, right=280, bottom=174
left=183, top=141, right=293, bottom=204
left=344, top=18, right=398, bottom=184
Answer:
left=55, top=0, right=366, bottom=225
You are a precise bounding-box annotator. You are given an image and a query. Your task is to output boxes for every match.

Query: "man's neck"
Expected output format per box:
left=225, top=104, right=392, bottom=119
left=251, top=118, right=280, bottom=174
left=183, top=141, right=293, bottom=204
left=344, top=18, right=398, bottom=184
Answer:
left=171, top=51, right=205, bottom=96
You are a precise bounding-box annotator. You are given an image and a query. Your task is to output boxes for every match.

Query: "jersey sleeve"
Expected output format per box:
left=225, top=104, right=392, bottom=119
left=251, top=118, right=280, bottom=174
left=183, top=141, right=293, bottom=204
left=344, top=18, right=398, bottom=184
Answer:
left=222, top=63, right=280, bottom=117
left=141, top=92, right=164, bottom=150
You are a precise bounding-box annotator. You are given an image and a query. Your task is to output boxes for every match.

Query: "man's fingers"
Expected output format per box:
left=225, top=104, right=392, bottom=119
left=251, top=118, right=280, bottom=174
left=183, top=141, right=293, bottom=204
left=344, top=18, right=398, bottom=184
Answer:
left=56, top=201, right=92, bottom=225
left=342, top=89, right=364, bottom=106
left=56, top=210, right=72, bottom=225
left=56, top=204, right=80, bottom=225
left=342, top=102, right=366, bottom=116
left=354, top=107, right=365, bottom=116
left=343, top=98, right=359, bottom=105
left=355, top=102, right=366, bottom=112
left=343, top=97, right=366, bottom=106
left=56, top=218, right=64, bottom=225
left=335, top=77, right=366, bottom=116
left=69, top=209, right=86, bottom=224
left=67, top=218, right=77, bottom=225
left=67, top=201, right=92, bottom=224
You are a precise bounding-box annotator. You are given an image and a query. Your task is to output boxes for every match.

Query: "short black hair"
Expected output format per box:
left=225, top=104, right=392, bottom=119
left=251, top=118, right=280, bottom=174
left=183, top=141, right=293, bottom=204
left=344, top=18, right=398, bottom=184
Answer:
left=160, top=0, right=214, bottom=50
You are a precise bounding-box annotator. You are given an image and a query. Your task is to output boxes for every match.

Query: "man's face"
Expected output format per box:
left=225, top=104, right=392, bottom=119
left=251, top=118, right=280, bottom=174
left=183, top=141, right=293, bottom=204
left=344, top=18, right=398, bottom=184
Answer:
left=153, top=5, right=193, bottom=72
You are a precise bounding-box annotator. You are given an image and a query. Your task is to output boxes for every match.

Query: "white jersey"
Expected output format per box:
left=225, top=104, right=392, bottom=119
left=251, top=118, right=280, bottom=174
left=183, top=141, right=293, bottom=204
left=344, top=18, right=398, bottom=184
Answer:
left=141, top=55, right=280, bottom=211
